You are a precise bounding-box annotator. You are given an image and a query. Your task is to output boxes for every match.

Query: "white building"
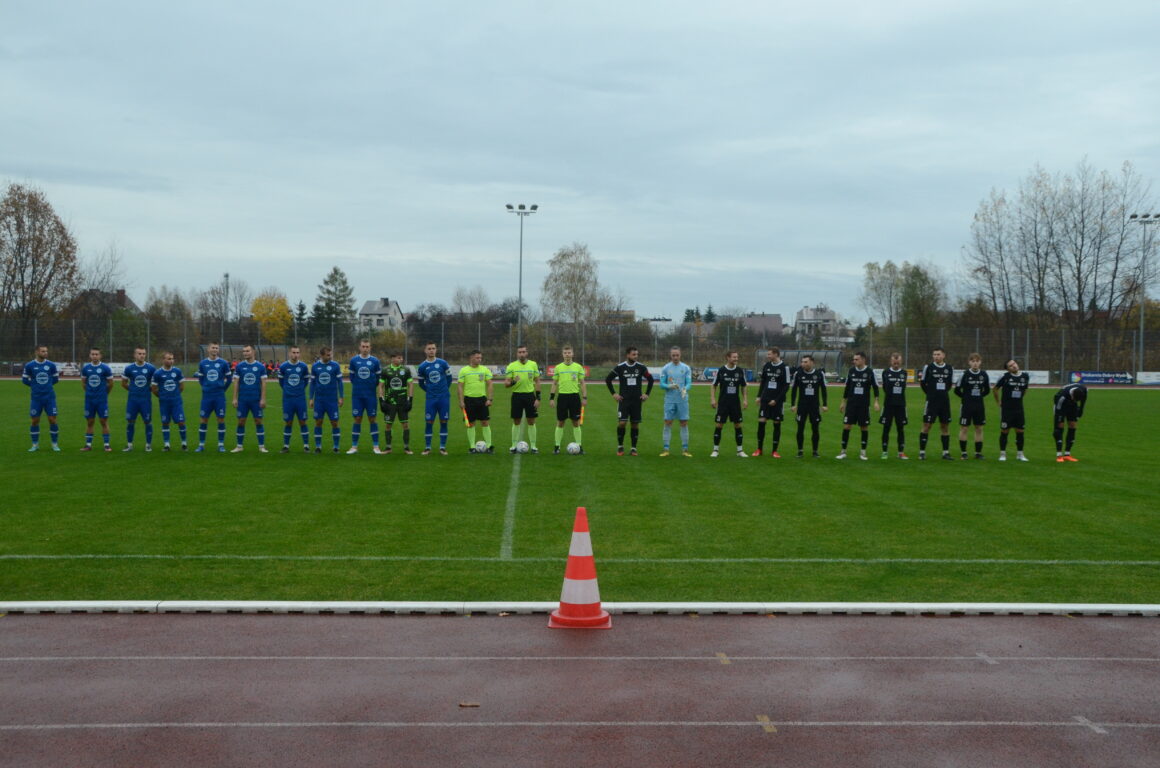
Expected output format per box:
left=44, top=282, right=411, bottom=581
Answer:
left=359, top=297, right=406, bottom=332
left=794, top=305, right=844, bottom=344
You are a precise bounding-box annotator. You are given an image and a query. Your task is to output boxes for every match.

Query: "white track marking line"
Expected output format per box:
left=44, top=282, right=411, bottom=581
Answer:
left=499, top=454, right=520, bottom=560
left=3, top=655, right=1158, bottom=663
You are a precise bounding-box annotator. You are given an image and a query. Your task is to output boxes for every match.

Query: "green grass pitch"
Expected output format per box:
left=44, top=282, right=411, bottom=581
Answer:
left=1, top=380, right=1157, bottom=604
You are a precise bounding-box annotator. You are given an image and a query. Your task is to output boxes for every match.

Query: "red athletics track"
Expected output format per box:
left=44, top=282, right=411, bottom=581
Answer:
left=1, top=613, right=1158, bottom=767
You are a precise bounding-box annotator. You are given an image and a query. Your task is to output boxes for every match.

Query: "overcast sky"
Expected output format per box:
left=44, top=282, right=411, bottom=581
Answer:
left=3, top=1, right=1159, bottom=324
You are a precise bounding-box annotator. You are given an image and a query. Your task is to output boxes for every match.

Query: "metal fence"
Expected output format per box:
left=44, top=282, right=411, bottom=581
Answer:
left=3, top=317, right=1157, bottom=383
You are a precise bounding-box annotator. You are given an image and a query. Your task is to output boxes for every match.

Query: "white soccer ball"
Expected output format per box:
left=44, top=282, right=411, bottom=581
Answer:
left=474, top=440, right=488, bottom=453
left=515, top=441, right=530, bottom=454
left=566, top=442, right=582, bottom=455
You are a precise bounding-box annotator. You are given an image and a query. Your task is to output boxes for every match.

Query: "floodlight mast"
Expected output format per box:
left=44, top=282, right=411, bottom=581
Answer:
left=1129, top=213, right=1157, bottom=376
left=506, top=203, right=539, bottom=346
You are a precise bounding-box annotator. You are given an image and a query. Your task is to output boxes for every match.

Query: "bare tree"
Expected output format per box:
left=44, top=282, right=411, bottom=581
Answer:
left=0, top=183, right=79, bottom=318
left=78, top=239, right=126, bottom=293
left=229, top=278, right=253, bottom=322
left=451, top=285, right=490, bottom=317
left=859, top=261, right=902, bottom=326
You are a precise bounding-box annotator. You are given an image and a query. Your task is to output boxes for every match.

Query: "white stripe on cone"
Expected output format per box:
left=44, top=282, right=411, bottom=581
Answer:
left=560, top=577, right=601, bottom=605
left=568, top=532, right=593, bottom=557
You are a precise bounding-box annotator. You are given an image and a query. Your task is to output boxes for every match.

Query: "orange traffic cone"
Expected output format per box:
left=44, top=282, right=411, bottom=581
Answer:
left=549, top=506, right=612, bottom=629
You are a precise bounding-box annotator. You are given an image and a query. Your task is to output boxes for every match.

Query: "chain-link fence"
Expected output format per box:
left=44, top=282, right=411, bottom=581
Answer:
left=3, top=316, right=1157, bottom=383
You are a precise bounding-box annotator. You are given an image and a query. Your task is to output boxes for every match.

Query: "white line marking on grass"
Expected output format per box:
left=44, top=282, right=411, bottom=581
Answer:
left=3, top=554, right=1158, bottom=566
left=499, top=454, right=520, bottom=560
left=0, top=719, right=1154, bottom=732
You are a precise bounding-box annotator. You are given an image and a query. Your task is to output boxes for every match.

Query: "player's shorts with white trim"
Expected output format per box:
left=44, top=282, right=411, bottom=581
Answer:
left=125, top=398, right=152, bottom=422
left=922, top=399, right=951, bottom=424
left=200, top=394, right=227, bottom=420
left=159, top=399, right=186, bottom=424
left=350, top=393, right=378, bottom=420
left=29, top=393, right=57, bottom=419
left=617, top=398, right=643, bottom=423
left=1053, top=398, right=1080, bottom=423
left=425, top=392, right=451, bottom=422
left=510, top=391, right=538, bottom=420
left=758, top=397, right=784, bottom=422
left=714, top=399, right=744, bottom=425
left=841, top=401, right=871, bottom=427
left=999, top=408, right=1025, bottom=430
left=464, top=395, right=489, bottom=423
left=237, top=399, right=263, bottom=420
left=380, top=398, right=411, bottom=423
left=313, top=398, right=340, bottom=422
left=282, top=396, right=307, bottom=422
left=84, top=396, right=109, bottom=420
left=663, top=399, right=690, bottom=422
left=795, top=403, right=822, bottom=424
left=959, top=402, right=986, bottom=426
left=556, top=393, right=582, bottom=422
left=878, top=403, right=908, bottom=427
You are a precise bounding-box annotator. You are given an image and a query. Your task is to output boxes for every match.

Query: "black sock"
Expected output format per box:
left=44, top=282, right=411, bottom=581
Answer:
left=897, top=427, right=905, bottom=452
left=756, top=422, right=766, bottom=449
left=860, top=431, right=868, bottom=451
left=974, top=441, right=982, bottom=454
left=959, top=439, right=967, bottom=453
left=1054, top=427, right=1063, bottom=452
left=920, top=433, right=929, bottom=451
left=617, top=426, right=626, bottom=447
left=999, top=432, right=1008, bottom=450
left=713, top=427, right=722, bottom=447
left=881, top=429, right=890, bottom=453
left=1065, top=428, right=1076, bottom=452
left=1015, top=432, right=1024, bottom=451
left=735, top=428, right=743, bottom=447
left=772, top=423, right=781, bottom=451
left=941, top=435, right=950, bottom=452
left=797, top=423, right=806, bottom=450
left=811, top=426, right=820, bottom=452
left=841, top=431, right=849, bottom=450
left=630, top=427, right=639, bottom=448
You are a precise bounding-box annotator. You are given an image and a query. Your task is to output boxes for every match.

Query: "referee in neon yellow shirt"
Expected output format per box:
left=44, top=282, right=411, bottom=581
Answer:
left=550, top=344, right=587, bottom=454
left=458, top=349, right=494, bottom=453
left=504, top=344, right=541, bottom=453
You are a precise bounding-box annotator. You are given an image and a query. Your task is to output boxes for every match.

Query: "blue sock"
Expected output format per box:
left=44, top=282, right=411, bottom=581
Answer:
left=31, top=424, right=39, bottom=445
left=199, top=424, right=207, bottom=445
left=283, top=424, right=292, bottom=447
left=178, top=424, right=186, bottom=443
left=127, top=423, right=136, bottom=443
left=314, top=425, right=322, bottom=449
left=425, top=421, right=433, bottom=448
left=102, top=432, right=110, bottom=447
left=352, top=422, right=361, bottom=447
left=217, top=423, right=226, bottom=446
left=236, top=425, right=245, bottom=445
left=370, top=423, right=379, bottom=447
left=162, top=425, right=171, bottom=443
left=300, top=425, right=309, bottom=446
left=439, top=421, right=448, bottom=448
left=332, top=426, right=341, bottom=450
left=256, top=425, right=264, bottom=447
left=145, top=423, right=153, bottom=444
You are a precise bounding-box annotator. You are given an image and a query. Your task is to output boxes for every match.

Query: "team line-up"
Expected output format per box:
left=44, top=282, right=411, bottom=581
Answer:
left=20, top=339, right=1090, bottom=463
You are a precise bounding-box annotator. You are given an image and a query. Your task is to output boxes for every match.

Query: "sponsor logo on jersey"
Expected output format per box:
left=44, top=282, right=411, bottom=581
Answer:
left=206, top=369, right=220, bottom=382
left=163, top=378, right=177, bottom=392
left=36, top=372, right=50, bottom=386
left=428, top=370, right=442, bottom=383
left=288, top=373, right=301, bottom=386
left=134, top=375, right=149, bottom=388
left=243, top=373, right=257, bottom=386
left=318, top=372, right=332, bottom=385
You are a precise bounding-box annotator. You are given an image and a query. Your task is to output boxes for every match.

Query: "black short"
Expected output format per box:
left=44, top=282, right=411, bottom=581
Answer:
left=464, top=396, right=489, bottom=423
left=758, top=398, right=784, bottom=422
left=714, top=399, right=743, bottom=425
left=959, top=402, right=986, bottom=426
left=510, top=391, right=538, bottom=420
left=379, top=398, right=412, bottom=423
left=879, top=404, right=908, bottom=427
left=1054, top=397, right=1081, bottom=423
left=842, top=401, right=871, bottom=427
left=617, top=397, right=643, bottom=423
left=795, top=404, right=822, bottom=425
left=1000, top=408, right=1025, bottom=430
left=556, top=393, right=582, bottom=422
left=923, top=399, right=951, bottom=424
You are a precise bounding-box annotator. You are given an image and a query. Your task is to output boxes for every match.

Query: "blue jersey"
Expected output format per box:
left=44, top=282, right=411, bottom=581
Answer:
left=278, top=361, right=311, bottom=399
left=659, top=361, right=693, bottom=404
left=234, top=360, right=266, bottom=401
left=23, top=359, right=59, bottom=396
left=197, top=358, right=233, bottom=396
left=348, top=354, right=382, bottom=395
left=417, top=358, right=452, bottom=397
left=123, top=362, right=157, bottom=401
left=310, top=360, right=344, bottom=401
left=82, top=362, right=114, bottom=399
left=153, top=366, right=184, bottom=400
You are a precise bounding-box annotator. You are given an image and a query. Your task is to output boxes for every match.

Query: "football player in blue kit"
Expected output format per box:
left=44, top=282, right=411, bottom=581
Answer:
left=417, top=341, right=452, bottom=455
left=80, top=347, right=114, bottom=452
left=121, top=346, right=156, bottom=452
left=22, top=344, right=61, bottom=452
left=278, top=345, right=312, bottom=453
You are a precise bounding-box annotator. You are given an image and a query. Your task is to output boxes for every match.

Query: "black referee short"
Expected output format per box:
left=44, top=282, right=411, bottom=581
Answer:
left=464, top=396, right=489, bottom=423
left=556, top=393, right=582, bottom=422
left=510, top=391, right=538, bottom=420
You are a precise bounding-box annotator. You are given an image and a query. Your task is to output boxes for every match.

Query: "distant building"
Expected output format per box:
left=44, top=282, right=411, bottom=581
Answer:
left=359, top=297, right=405, bottom=332
left=794, top=305, right=851, bottom=345
left=597, top=309, right=636, bottom=325
left=65, top=288, right=143, bottom=318
left=742, top=312, right=785, bottom=337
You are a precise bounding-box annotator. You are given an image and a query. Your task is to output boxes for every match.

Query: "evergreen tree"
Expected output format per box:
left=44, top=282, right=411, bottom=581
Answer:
left=703, top=304, right=718, bottom=323
left=309, top=267, right=357, bottom=336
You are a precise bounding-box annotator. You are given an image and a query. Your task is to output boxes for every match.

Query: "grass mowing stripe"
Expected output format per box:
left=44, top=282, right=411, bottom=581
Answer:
left=500, top=454, right=520, bottom=559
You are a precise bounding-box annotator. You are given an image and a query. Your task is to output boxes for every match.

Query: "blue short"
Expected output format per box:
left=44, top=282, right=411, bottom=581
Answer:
left=313, top=399, right=340, bottom=422
left=29, top=393, right=57, bottom=419
left=125, top=398, right=152, bottom=422
left=84, top=397, right=109, bottom=420
left=283, top=396, right=307, bottom=422
left=237, top=399, right=263, bottom=419
left=159, top=399, right=186, bottom=424
left=663, top=399, right=690, bottom=422
left=200, top=394, right=227, bottom=420
left=425, top=392, right=451, bottom=422
left=350, top=392, right=378, bottom=420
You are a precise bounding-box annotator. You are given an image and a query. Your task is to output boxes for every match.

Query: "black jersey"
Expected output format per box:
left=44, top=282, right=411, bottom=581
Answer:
left=714, top=365, right=747, bottom=402
left=954, top=369, right=991, bottom=403
left=919, top=362, right=954, bottom=402
left=792, top=368, right=827, bottom=408
left=842, top=366, right=879, bottom=405
left=758, top=361, right=792, bottom=402
left=880, top=367, right=908, bottom=407
left=605, top=361, right=654, bottom=397
left=1053, top=383, right=1087, bottom=417
left=994, top=371, right=1029, bottom=410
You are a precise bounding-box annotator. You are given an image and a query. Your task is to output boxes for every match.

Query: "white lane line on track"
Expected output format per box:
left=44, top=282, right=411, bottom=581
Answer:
left=4, top=554, right=1158, bottom=566
left=499, top=454, right=520, bottom=560
left=0, top=720, right=1153, bottom=731
left=3, top=655, right=1158, bottom=663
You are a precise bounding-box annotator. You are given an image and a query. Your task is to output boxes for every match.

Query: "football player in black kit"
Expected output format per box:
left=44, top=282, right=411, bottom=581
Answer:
left=1052, top=382, right=1088, bottom=462
left=605, top=346, right=654, bottom=456
left=879, top=351, right=909, bottom=460
left=753, top=347, right=792, bottom=458
left=918, top=347, right=955, bottom=460
left=954, top=352, right=990, bottom=460
left=790, top=354, right=828, bottom=458
left=710, top=351, right=749, bottom=458
left=837, top=351, right=879, bottom=460
left=992, top=358, right=1029, bottom=462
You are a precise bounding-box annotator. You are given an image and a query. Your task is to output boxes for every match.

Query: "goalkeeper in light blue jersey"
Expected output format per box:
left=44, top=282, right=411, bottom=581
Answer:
left=658, top=346, right=693, bottom=456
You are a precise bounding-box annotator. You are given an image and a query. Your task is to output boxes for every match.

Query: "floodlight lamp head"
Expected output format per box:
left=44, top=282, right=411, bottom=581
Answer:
left=530, top=204, right=538, bottom=211
left=518, top=204, right=526, bottom=211
left=506, top=204, right=514, bottom=210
